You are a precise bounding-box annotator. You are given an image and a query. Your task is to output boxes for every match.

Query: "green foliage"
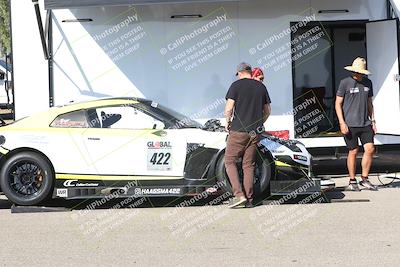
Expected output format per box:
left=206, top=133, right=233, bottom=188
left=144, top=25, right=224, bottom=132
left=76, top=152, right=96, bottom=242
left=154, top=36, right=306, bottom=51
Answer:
left=0, top=0, right=10, bottom=56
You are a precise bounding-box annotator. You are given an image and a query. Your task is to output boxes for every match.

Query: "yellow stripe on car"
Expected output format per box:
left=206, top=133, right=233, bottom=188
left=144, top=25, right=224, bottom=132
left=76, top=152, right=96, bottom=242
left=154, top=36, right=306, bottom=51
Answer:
left=275, top=160, right=309, bottom=170
left=56, top=173, right=184, bottom=181
left=274, top=160, right=292, bottom=167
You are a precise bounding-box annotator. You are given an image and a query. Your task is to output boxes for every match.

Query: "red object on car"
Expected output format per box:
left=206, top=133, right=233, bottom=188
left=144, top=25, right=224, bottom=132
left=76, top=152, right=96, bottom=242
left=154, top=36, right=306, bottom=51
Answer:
left=265, top=130, right=290, bottom=140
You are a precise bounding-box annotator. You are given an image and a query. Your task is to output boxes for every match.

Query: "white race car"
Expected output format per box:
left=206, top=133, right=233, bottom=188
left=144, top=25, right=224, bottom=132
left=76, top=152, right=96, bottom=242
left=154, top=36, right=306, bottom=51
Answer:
left=0, top=98, right=332, bottom=205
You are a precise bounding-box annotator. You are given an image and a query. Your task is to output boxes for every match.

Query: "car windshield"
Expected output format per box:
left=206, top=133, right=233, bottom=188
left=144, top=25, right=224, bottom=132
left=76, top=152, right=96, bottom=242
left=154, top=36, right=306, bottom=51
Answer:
left=157, top=104, right=204, bottom=129
left=142, top=102, right=203, bottom=129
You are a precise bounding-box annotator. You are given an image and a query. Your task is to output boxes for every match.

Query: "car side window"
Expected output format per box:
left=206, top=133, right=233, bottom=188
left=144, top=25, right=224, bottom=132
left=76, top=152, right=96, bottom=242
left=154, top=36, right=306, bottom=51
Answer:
left=89, top=106, right=165, bottom=130
left=51, top=110, right=89, bottom=128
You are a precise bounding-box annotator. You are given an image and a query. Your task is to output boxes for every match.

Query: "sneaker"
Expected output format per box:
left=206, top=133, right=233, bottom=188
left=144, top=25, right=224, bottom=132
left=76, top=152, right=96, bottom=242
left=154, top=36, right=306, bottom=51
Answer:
left=245, top=201, right=254, bottom=208
left=359, top=179, right=378, bottom=191
left=227, top=196, right=247, bottom=208
left=236, top=202, right=246, bottom=208
left=347, top=180, right=361, bottom=191
left=236, top=200, right=255, bottom=208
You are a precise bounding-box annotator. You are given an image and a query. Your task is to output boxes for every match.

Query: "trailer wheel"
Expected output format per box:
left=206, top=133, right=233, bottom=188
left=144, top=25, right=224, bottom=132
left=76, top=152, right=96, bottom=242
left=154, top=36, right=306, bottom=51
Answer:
left=216, top=151, right=274, bottom=200
left=0, top=151, right=54, bottom=206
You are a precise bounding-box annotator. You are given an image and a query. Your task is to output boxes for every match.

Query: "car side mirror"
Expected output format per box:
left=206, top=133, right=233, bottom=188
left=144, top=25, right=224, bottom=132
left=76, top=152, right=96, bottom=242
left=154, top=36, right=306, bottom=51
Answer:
left=152, top=121, right=165, bottom=130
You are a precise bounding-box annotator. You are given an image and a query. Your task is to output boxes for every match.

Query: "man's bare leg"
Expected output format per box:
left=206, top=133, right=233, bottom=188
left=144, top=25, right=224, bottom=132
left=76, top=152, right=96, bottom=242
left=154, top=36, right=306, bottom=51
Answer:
left=359, top=143, right=378, bottom=190
left=347, top=148, right=359, bottom=180
left=347, top=147, right=361, bottom=191
left=361, top=143, right=375, bottom=178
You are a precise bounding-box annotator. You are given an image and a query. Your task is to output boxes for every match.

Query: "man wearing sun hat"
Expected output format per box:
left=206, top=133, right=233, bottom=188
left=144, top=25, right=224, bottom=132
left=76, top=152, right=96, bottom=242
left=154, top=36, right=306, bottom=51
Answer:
left=335, top=57, right=378, bottom=191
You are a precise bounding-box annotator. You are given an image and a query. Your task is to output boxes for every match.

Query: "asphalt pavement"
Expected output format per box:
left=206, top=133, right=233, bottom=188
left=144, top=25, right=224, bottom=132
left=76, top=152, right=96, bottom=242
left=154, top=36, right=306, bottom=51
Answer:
left=0, top=177, right=399, bottom=267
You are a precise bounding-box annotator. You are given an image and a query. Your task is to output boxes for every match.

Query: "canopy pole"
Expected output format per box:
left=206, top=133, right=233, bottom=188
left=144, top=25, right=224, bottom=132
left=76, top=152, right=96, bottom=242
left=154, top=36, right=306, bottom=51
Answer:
left=47, top=10, right=54, bottom=107
left=32, top=0, right=49, bottom=60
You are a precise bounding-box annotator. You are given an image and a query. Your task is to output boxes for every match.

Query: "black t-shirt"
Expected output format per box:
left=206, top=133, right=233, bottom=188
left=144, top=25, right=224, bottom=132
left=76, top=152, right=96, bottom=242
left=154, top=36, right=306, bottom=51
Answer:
left=336, top=76, right=373, bottom=127
left=226, top=78, right=271, bottom=132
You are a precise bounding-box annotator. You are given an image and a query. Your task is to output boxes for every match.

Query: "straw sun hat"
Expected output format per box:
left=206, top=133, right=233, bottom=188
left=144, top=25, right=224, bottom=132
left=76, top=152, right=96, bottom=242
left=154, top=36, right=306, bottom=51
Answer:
left=344, top=57, right=371, bottom=75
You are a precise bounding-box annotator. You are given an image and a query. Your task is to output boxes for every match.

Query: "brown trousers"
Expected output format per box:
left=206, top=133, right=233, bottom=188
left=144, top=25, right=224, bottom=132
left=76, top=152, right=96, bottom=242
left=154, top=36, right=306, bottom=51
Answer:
left=224, top=131, right=258, bottom=201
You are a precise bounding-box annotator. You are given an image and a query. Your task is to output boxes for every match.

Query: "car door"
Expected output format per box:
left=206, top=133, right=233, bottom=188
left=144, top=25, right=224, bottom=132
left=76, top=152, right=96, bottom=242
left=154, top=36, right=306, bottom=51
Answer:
left=48, top=109, right=98, bottom=175
left=82, top=105, right=188, bottom=178
left=366, top=19, right=400, bottom=135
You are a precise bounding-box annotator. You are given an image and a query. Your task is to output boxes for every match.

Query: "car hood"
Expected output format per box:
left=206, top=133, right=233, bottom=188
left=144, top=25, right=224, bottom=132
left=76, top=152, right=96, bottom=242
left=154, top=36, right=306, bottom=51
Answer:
left=175, top=129, right=227, bottom=150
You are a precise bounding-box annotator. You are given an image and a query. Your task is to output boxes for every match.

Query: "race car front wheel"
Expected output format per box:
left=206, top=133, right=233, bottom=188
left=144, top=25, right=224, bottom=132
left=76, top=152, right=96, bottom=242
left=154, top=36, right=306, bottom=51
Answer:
left=216, top=151, right=274, bottom=200
left=0, top=151, right=54, bottom=206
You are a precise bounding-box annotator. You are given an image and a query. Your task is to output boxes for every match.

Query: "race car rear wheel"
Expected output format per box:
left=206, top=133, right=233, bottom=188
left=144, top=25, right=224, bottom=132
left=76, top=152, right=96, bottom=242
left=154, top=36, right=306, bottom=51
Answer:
left=216, top=151, right=274, bottom=200
left=0, top=151, right=54, bottom=206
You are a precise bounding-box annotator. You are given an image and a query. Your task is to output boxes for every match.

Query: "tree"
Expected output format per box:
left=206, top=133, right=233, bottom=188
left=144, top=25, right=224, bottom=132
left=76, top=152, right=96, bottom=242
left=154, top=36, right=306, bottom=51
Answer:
left=0, top=0, right=10, bottom=56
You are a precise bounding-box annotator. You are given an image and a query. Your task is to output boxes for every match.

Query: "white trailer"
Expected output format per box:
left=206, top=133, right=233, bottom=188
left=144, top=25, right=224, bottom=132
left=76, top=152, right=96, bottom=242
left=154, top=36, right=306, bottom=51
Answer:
left=9, top=0, right=400, bottom=171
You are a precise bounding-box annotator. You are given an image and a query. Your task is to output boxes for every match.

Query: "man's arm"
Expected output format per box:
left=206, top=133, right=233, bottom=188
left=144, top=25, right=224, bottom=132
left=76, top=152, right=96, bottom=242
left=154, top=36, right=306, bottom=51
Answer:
left=367, top=97, right=374, bottom=119
left=263, top=103, right=271, bottom=123
left=335, top=96, right=345, bottom=124
left=335, top=96, right=349, bottom=135
left=368, top=97, right=377, bottom=133
left=224, top=99, right=235, bottom=131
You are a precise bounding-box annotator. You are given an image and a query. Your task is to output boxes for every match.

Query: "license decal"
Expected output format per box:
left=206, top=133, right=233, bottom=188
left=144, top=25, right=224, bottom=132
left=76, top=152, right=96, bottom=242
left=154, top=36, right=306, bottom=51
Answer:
left=56, top=189, right=68, bottom=198
left=147, top=141, right=172, bottom=171
left=134, top=187, right=181, bottom=196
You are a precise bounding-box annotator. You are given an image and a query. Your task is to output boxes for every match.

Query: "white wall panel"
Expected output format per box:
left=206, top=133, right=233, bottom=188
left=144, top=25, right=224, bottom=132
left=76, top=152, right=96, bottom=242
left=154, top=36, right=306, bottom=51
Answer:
left=11, top=0, right=49, bottom=119
left=13, top=0, right=390, bottom=139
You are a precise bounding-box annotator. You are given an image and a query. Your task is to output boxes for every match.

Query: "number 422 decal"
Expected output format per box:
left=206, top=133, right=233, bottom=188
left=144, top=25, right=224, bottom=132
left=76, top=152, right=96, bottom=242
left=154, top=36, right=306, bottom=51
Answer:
left=149, top=152, right=171, bottom=165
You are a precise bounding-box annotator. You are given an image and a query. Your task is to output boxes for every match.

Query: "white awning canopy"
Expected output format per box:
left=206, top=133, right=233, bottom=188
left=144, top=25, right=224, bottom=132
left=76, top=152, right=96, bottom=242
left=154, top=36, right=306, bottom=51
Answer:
left=44, top=0, right=237, bottom=9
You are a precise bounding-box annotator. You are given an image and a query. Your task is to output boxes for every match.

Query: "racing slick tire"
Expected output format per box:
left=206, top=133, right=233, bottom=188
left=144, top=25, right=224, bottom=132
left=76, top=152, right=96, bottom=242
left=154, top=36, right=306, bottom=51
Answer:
left=216, top=151, right=274, bottom=200
left=0, top=151, right=54, bottom=206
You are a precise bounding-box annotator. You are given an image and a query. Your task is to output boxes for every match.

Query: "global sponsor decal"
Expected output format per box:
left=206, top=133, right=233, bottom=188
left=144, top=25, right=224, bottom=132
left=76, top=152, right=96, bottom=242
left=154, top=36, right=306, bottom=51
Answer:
left=63, top=180, right=99, bottom=187
left=147, top=141, right=172, bottom=149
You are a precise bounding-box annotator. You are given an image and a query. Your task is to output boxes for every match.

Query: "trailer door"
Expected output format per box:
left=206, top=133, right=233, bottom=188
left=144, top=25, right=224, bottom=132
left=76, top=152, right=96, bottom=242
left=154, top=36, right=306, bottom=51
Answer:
left=366, top=19, right=400, bottom=135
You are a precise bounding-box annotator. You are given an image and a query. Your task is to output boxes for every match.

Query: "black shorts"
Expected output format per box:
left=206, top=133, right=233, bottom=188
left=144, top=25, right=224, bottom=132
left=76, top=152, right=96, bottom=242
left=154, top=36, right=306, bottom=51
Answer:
left=344, top=126, right=374, bottom=150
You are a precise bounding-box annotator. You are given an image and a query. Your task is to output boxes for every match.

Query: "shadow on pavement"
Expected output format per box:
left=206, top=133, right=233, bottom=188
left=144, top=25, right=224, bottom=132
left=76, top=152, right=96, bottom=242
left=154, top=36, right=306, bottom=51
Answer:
left=3, top=183, right=389, bottom=213
left=0, top=197, right=12, bottom=209
left=376, top=180, right=400, bottom=188
left=2, top=196, right=228, bottom=213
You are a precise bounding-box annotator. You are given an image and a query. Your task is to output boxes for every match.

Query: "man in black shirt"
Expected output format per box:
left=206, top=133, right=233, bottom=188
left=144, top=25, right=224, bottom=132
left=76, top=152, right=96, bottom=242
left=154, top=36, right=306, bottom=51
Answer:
left=224, top=63, right=271, bottom=208
left=335, top=57, right=377, bottom=191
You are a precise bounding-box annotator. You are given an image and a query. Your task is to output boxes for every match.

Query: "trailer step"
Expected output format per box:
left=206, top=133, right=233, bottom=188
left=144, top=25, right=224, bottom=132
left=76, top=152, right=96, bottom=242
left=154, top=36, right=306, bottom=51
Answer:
left=313, top=154, right=379, bottom=161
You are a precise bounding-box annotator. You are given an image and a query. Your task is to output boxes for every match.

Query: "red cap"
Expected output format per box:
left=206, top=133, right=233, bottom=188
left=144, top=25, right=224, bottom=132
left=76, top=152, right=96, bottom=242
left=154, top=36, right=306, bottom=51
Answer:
left=252, top=67, right=264, bottom=78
